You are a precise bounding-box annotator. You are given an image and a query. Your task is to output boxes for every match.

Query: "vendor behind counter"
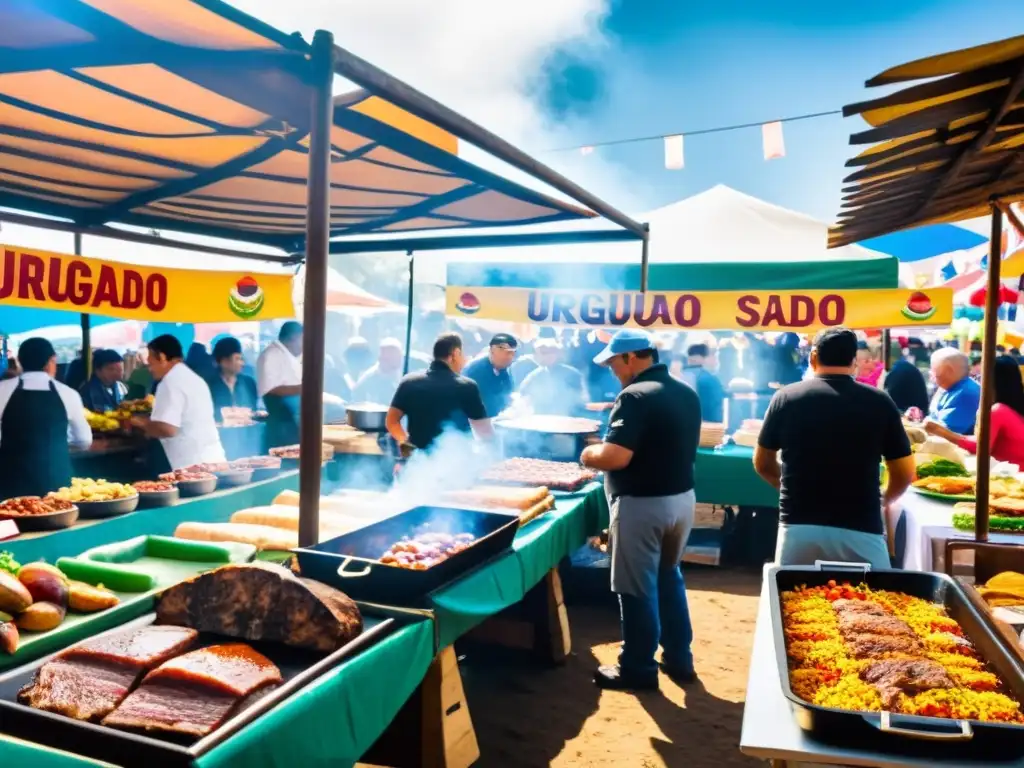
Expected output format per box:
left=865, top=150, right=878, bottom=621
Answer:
left=0, top=337, right=92, bottom=498
left=79, top=348, right=128, bottom=413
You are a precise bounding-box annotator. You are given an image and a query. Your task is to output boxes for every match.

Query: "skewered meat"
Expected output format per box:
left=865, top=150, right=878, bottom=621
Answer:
left=156, top=562, right=362, bottom=653
left=380, top=532, right=475, bottom=570
left=103, top=644, right=282, bottom=738
left=18, top=626, right=198, bottom=721
left=862, top=659, right=955, bottom=708
left=481, top=458, right=596, bottom=491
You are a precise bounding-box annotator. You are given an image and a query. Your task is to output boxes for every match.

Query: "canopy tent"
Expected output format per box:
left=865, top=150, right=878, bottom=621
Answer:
left=1, top=0, right=646, bottom=547
left=830, top=33, right=1024, bottom=542
left=439, top=185, right=898, bottom=291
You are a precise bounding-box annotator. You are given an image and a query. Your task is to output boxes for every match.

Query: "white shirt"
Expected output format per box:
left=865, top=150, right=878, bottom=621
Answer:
left=257, top=340, right=302, bottom=397
left=151, top=362, right=226, bottom=469
left=0, top=372, right=92, bottom=450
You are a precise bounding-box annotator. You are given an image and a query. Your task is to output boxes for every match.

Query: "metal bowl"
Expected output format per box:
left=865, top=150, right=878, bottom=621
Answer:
left=75, top=494, right=139, bottom=519
left=0, top=505, right=79, bottom=531
left=175, top=476, right=219, bottom=497
left=346, top=403, right=388, bottom=432
left=135, top=487, right=180, bottom=509
left=215, top=468, right=254, bottom=488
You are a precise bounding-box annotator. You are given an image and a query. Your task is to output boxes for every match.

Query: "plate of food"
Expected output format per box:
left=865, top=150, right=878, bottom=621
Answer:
left=953, top=499, right=1024, bottom=534
left=237, top=456, right=282, bottom=481
left=47, top=479, right=138, bottom=519
left=0, top=497, right=79, bottom=532
left=183, top=463, right=254, bottom=489
left=269, top=443, right=334, bottom=466
left=910, top=475, right=976, bottom=502
left=159, top=470, right=218, bottom=498
left=132, top=481, right=180, bottom=508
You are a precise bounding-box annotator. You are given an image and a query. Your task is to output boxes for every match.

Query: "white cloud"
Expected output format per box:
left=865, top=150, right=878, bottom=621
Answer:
left=235, top=0, right=640, bottom=209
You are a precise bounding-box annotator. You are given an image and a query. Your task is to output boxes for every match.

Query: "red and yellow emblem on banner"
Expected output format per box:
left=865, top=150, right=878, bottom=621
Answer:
left=445, top=286, right=953, bottom=332
left=0, top=243, right=295, bottom=322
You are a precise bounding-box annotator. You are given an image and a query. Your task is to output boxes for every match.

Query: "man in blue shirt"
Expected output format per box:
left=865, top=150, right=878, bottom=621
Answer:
left=680, top=343, right=725, bottom=424
left=928, top=348, right=981, bottom=434
left=79, top=349, right=127, bottom=413
left=462, top=334, right=517, bottom=417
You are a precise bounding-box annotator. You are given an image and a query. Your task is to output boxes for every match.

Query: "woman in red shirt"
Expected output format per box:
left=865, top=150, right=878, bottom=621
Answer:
left=925, top=356, right=1024, bottom=466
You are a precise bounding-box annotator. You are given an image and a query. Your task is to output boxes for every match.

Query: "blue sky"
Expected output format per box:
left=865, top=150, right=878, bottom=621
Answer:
left=537, top=0, right=1024, bottom=221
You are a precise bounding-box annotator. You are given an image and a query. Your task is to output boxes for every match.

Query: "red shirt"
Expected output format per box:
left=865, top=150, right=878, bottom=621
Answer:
left=954, top=403, right=1024, bottom=466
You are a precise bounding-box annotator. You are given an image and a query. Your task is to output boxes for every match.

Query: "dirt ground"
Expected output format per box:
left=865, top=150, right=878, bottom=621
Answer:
left=459, top=567, right=764, bottom=768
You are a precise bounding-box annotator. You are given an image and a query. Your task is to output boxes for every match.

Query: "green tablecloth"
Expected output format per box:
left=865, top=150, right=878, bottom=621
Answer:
left=431, top=487, right=603, bottom=648
left=4, top=471, right=300, bottom=563
left=0, top=618, right=436, bottom=768
left=696, top=445, right=777, bottom=508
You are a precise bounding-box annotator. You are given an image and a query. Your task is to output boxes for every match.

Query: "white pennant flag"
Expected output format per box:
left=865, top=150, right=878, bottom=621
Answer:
left=664, top=134, right=684, bottom=170
left=580, top=146, right=594, bottom=156
left=762, top=121, right=786, bottom=160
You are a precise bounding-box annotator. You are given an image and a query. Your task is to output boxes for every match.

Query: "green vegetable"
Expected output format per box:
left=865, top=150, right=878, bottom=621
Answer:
left=952, top=512, right=1024, bottom=533
left=917, top=459, right=969, bottom=479
left=145, top=536, right=236, bottom=564
left=56, top=557, right=155, bottom=593
left=0, top=551, right=19, bottom=577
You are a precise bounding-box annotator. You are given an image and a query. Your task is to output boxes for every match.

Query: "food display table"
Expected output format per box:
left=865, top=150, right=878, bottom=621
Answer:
left=696, top=445, right=778, bottom=508
left=0, top=617, right=436, bottom=768
left=898, top=491, right=1021, bottom=573
left=4, top=471, right=301, bottom=564
left=740, top=567, right=997, bottom=768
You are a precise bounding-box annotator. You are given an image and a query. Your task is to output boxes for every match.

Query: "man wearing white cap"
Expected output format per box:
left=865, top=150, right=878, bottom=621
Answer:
left=581, top=329, right=702, bottom=690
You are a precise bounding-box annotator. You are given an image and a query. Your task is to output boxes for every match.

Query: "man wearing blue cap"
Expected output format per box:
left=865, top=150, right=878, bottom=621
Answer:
left=581, top=329, right=702, bottom=690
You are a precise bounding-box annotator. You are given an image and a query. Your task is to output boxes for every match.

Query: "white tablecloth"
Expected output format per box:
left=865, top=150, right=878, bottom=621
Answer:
left=898, top=491, right=1021, bottom=572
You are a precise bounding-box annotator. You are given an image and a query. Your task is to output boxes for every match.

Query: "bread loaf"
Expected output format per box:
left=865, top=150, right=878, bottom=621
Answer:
left=174, top=522, right=297, bottom=551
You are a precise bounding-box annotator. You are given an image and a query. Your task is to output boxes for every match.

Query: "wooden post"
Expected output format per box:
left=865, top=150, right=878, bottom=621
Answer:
left=75, top=233, right=92, bottom=380
left=974, top=203, right=1004, bottom=543
left=404, top=251, right=415, bottom=375
left=297, top=29, right=334, bottom=549
left=881, top=329, right=892, bottom=371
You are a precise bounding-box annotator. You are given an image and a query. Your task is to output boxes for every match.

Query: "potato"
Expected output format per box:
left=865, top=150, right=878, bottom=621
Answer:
left=0, top=571, right=32, bottom=615
left=0, top=621, right=17, bottom=654
left=15, top=601, right=65, bottom=631
left=68, top=581, right=119, bottom=613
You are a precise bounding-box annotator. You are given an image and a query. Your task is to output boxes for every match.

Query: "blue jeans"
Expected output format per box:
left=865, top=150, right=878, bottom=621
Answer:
left=618, top=564, right=694, bottom=678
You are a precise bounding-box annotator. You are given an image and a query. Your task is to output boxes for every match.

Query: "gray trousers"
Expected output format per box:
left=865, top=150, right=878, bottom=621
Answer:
left=608, top=490, right=696, bottom=597
left=774, top=523, right=892, bottom=569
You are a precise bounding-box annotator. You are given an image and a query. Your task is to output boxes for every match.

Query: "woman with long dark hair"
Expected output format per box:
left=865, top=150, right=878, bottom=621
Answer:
left=926, top=355, right=1024, bottom=466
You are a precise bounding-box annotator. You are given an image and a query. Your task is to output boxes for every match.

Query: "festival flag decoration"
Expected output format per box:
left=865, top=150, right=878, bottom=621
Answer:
left=664, top=134, right=684, bottom=170
left=762, top=121, right=786, bottom=160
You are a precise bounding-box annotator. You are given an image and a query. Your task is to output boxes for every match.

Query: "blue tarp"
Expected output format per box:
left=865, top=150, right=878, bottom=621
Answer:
left=862, top=224, right=986, bottom=263
left=0, top=307, right=118, bottom=336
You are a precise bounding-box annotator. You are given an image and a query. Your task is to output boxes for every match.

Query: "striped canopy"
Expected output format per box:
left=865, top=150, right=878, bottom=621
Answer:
left=0, top=0, right=593, bottom=251
left=830, top=35, right=1024, bottom=247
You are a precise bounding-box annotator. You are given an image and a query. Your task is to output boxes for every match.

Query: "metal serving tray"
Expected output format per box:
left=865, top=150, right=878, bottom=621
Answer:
left=294, top=505, right=520, bottom=606
left=769, top=563, right=1024, bottom=762
left=0, top=611, right=395, bottom=767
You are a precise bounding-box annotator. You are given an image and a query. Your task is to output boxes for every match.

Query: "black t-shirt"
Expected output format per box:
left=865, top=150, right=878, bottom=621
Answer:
left=390, top=361, right=487, bottom=450
left=758, top=374, right=912, bottom=535
left=604, top=364, right=701, bottom=499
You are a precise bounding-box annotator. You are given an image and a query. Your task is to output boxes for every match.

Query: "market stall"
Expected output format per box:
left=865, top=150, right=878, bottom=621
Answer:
left=0, top=3, right=652, bottom=767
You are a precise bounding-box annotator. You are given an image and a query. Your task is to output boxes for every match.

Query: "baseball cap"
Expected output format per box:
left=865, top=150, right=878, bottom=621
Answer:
left=489, top=333, right=518, bottom=350
left=593, top=329, right=655, bottom=365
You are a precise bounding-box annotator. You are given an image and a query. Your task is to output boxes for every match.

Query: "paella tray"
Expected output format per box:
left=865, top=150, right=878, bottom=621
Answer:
left=0, top=611, right=395, bottom=767
left=768, top=564, right=1024, bottom=762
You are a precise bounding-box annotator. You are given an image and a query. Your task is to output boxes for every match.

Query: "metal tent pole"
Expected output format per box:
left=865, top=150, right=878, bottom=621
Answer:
left=882, top=329, right=892, bottom=371
left=404, top=251, right=414, bottom=375
left=639, top=224, right=650, bottom=292
left=974, top=202, right=1004, bottom=543
left=297, top=29, right=335, bottom=549
left=74, top=233, right=92, bottom=380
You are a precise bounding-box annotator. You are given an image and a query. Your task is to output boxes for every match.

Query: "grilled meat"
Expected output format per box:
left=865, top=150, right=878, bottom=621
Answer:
left=18, top=626, right=198, bottom=721
left=832, top=599, right=887, bottom=616
left=156, top=562, right=362, bottom=653
left=847, top=633, right=924, bottom=658
left=103, top=644, right=282, bottom=738
left=862, top=659, right=955, bottom=708
left=837, top=613, right=918, bottom=638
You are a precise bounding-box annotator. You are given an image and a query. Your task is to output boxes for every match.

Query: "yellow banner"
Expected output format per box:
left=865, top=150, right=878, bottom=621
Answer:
left=0, top=243, right=295, bottom=322
left=446, top=286, right=953, bottom=331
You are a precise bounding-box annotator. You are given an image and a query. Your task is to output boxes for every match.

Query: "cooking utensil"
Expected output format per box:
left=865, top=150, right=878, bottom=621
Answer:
left=75, top=495, right=139, bottom=519
left=493, top=418, right=598, bottom=463
left=769, top=563, right=1024, bottom=762
left=0, top=612, right=395, bottom=767
left=294, top=506, right=520, bottom=605
left=345, top=403, right=389, bottom=432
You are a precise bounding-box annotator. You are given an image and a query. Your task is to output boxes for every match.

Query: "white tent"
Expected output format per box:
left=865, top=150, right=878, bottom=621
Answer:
left=410, top=184, right=890, bottom=286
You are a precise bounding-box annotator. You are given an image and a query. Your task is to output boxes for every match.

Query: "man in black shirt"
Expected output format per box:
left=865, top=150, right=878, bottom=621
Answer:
left=581, top=330, right=702, bottom=691
left=387, top=333, right=492, bottom=452
left=753, top=327, right=915, bottom=568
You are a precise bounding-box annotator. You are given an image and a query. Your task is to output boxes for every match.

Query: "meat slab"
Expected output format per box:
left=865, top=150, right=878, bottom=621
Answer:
left=862, top=658, right=955, bottom=708
left=103, top=644, right=282, bottom=738
left=156, top=562, right=363, bottom=652
left=18, top=626, right=198, bottom=722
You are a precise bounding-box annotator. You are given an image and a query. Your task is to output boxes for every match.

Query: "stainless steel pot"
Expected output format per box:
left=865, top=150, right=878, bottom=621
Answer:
left=493, top=420, right=598, bottom=462
left=345, top=403, right=389, bottom=432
